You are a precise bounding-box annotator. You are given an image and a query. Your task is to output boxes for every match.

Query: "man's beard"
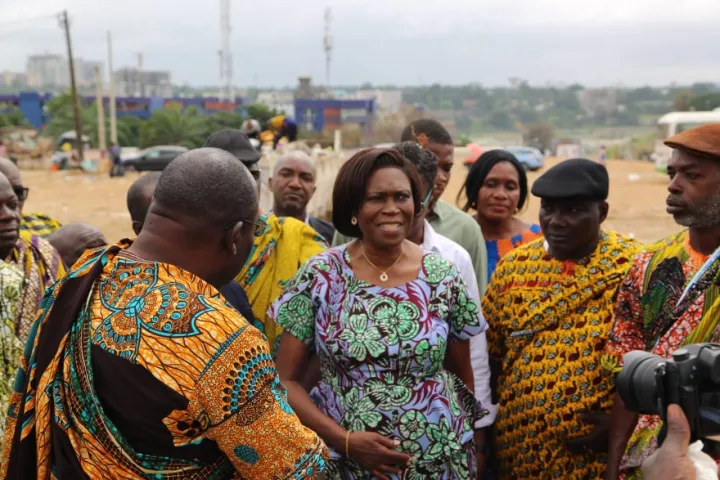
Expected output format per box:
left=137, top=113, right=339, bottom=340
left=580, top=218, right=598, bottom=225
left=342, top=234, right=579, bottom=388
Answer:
left=277, top=200, right=305, bottom=218
left=670, top=190, right=720, bottom=228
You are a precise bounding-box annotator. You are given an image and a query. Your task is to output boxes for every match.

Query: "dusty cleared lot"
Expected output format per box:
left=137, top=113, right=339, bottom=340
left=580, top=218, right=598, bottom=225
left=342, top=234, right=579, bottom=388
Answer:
left=18, top=155, right=681, bottom=245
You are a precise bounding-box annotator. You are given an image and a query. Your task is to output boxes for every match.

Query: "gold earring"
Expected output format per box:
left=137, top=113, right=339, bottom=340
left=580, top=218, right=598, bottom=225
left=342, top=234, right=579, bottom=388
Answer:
left=351, top=216, right=357, bottom=225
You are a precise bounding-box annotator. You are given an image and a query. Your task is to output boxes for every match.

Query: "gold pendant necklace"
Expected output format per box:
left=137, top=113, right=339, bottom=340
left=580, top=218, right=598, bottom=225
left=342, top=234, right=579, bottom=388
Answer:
left=361, top=243, right=404, bottom=282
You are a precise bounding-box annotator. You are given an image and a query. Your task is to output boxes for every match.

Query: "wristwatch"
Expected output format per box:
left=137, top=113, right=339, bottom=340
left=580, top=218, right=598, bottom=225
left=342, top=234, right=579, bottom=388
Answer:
left=476, top=444, right=490, bottom=456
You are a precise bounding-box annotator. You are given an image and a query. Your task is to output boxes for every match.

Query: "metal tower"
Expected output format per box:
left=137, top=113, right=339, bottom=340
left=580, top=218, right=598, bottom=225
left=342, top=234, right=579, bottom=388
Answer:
left=323, top=7, right=333, bottom=88
left=219, top=0, right=234, bottom=104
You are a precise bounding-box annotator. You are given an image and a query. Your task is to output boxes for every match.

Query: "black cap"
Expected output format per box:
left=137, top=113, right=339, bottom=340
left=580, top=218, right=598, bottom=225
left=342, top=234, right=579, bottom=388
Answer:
left=531, top=158, right=609, bottom=201
left=204, top=129, right=261, bottom=165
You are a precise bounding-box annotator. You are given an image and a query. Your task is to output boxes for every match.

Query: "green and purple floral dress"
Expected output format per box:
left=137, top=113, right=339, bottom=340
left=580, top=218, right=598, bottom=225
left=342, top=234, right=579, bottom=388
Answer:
left=271, top=246, right=487, bottom=479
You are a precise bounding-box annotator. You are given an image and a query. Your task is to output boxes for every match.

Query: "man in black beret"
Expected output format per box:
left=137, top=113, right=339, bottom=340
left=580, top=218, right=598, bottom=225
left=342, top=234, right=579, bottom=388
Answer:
left=484, top=158, right=641, bottom=478
left=532, top=158, right=610, bottom=260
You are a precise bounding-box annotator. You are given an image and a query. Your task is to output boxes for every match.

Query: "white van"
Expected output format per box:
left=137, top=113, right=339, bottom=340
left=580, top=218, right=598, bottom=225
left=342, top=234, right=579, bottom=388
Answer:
left=653, top=110, right=720, bottom=172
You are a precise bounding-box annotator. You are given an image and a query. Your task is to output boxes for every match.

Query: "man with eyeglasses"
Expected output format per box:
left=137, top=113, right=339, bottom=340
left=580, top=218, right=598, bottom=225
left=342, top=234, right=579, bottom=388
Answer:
left=204, top=129, right=328, bottom=357
left=0, top=171, right=64, bottom=343
left=0, top=157, right=61, bottom=238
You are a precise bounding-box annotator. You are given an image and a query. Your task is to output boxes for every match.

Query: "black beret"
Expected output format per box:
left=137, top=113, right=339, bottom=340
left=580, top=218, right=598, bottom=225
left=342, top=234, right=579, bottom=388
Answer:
left=204, top=129, right=261, bottom=165
left=531, top=158, right=609, bottom=200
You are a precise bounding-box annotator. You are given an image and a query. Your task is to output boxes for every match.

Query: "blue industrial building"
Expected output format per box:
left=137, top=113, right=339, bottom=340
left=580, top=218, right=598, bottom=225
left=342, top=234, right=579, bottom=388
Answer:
left=294, top=98, right=375, bottom=132
left=1, top=92, right=377, bottom=134
left=0, top=91, right=250, bottom=129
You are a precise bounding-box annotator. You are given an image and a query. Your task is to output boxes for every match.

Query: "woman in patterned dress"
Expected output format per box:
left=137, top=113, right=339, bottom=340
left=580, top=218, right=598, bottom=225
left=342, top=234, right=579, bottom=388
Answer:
left=458, top=149, right=542, bottom=282
left=271, top=148, right=488, bottom=479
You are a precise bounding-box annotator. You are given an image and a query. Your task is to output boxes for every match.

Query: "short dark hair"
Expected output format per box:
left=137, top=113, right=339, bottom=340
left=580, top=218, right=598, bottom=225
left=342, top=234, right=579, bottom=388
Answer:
left=333, top=148, right=423, bottom=238
left=127, top=172, right=162, bottom=224
left=153, top=148, right=258, bottom=228
left=400, top=119, right=452, bottom=145
left=459, top=149, right=529, bottom=212
left=392, top=141, right=438, bottom=192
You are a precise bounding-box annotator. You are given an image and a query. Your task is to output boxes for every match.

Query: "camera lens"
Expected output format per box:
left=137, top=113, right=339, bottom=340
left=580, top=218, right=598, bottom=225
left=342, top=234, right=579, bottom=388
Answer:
left=617, top=351, right=667, bottom=415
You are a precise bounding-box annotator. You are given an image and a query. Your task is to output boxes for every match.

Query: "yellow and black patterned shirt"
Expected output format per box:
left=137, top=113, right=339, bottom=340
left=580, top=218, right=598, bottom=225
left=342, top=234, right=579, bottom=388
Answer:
left=19, top=212, right=61, bottom=238
left=485, top=232, right=640, bottom=479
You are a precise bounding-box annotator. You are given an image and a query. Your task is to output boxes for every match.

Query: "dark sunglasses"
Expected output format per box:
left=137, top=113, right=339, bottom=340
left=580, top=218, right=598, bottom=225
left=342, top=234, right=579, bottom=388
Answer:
left=224, top=216, right=267, bottom=238
left=13, top=186, right=29, bottom=201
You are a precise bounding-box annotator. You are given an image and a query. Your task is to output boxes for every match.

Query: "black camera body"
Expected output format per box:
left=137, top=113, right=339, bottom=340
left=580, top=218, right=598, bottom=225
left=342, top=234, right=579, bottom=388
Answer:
left=617, top=343, right=720, bottom=444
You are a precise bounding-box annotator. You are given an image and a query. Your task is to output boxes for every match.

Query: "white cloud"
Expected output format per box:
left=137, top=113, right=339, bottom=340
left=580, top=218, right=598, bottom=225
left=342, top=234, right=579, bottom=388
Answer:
left=0, top=0, right=718, bottom=86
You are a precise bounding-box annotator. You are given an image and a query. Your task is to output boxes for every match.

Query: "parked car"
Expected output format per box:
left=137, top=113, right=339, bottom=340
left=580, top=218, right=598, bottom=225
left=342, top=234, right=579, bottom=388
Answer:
left=121, top=146, right=188, bottom=172
left=503, top=146, right=545, bottom=171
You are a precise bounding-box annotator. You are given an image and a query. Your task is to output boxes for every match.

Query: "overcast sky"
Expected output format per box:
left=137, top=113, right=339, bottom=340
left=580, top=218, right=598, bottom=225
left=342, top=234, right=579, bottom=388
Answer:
left=1, top=0, right=719, bottom=88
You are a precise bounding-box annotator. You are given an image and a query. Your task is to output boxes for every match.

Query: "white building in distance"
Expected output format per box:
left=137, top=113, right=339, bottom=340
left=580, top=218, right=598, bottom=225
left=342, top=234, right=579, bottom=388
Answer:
left=75, top=59, right=103, bottom=87
left=256, top=91, right=294, bottom=117
left=355, top=89, right=403, bottom=113
left=26, top=54, right=67, bottom=88
left=114, top=67, right=172, bottom=97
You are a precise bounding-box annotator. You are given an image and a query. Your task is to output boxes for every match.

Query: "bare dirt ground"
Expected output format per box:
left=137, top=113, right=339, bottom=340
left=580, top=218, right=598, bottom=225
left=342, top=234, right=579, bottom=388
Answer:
left=18, top=154, right=681, bottom=245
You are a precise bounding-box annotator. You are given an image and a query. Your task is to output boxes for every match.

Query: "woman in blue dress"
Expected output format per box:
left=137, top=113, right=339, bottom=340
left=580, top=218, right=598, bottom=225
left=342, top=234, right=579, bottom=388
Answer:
left=271, top=148, right=488, bottom=479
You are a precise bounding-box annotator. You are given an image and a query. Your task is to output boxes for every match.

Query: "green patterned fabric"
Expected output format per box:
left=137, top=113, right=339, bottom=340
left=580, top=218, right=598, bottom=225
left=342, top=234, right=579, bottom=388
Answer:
left=0, top=261, right=24, bottom=443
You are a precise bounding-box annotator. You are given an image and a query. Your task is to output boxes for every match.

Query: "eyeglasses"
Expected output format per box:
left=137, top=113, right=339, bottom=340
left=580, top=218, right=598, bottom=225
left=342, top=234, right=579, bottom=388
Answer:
left=421, top=189, right=433, bottom=209
left=13, top=186, right=29, bottom=202
left=224, top=215, right=267, bottom=238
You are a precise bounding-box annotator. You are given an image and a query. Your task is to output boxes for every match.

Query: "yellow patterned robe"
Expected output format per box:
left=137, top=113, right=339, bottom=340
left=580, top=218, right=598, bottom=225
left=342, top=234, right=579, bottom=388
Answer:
left=1, top=241, right=327, bottom=479
left=236, top=213, right=327, bottom=355
left=485, top=232, right=640, bottom=479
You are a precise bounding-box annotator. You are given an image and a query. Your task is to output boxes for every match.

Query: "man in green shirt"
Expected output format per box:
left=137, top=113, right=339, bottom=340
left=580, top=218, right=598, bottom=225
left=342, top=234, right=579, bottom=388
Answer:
left=332, top=120, right=488, bottom=293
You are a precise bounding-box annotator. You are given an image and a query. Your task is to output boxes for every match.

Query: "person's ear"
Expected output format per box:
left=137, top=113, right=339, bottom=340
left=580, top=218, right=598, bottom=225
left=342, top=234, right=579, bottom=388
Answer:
left=222, top=222, right=242, bottom=256
left=131, top=221, right=142, bottom=236
left=268, top=177, right=273, bottom=189
left=598, top=201, right=609, bottom=224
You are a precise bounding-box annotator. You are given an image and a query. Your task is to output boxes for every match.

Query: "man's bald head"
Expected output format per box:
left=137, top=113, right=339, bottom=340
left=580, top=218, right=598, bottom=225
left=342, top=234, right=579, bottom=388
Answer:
left=151, top=148, right=258, bottom=227
left=272, top=151, right=316, bottom=177
left=127, top=172, right=161, bottom=235
left=270, top=150, right=317, bottom=219
left=0, top=158, right=25, bottom=211
left=0, top=158, right=20, bottom=186
left=132, top=148, right=259, bottom=288
left=47, top=222, right=107, bottom=268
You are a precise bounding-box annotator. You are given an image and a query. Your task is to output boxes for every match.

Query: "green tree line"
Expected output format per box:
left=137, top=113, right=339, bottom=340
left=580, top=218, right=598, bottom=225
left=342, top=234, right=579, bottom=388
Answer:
left=0, top=93, right=278, bottom=149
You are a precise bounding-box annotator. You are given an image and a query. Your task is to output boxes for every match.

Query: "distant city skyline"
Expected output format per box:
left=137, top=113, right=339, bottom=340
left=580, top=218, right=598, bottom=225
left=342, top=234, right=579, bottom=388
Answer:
left=1, top=0, right=719, bottom=88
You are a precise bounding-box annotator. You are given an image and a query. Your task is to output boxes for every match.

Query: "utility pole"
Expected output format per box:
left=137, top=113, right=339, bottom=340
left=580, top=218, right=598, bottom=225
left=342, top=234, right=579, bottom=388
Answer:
left=94, top=66, right=106, bottom=159
left=59, top=10, right=84, bottom=163
left=137, top=52, right=144, bottom=97
left=323, top=8, right=333, bottom=89
left=219, top=0, right=234, bottom=105
left=107, top=31, right=118, bottom=145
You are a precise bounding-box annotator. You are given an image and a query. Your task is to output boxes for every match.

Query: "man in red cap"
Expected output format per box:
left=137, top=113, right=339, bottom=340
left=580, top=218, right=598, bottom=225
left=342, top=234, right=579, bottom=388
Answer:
left=604, top=123, right=720, bottom=478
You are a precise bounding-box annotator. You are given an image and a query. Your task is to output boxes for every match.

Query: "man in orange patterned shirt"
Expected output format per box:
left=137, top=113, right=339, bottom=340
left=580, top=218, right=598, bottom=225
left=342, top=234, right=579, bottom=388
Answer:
left=605, top=123, right=720, bottom=479
left=1, top=148, right=327, bottom=479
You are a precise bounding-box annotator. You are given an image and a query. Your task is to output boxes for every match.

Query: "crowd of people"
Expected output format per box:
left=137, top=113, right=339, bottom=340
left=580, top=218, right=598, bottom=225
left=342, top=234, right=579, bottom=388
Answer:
left=0, top=119, right=718, bottom=479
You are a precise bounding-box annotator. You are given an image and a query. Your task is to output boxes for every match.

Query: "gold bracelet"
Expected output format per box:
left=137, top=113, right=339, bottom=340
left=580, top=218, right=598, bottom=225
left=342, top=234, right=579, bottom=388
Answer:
left=345, top=431, right=352, bottom=458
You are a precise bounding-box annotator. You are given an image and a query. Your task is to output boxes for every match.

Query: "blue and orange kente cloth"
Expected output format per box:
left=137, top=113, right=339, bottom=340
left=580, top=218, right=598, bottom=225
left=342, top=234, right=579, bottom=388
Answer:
left=485, top=223, right=542, bottom=282
left=1, top=240, right=327, bottom=479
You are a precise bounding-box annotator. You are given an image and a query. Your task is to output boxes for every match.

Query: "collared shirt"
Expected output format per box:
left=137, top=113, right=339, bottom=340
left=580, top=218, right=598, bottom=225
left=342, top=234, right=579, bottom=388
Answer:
left=420, top=220, right=495, bottom=428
